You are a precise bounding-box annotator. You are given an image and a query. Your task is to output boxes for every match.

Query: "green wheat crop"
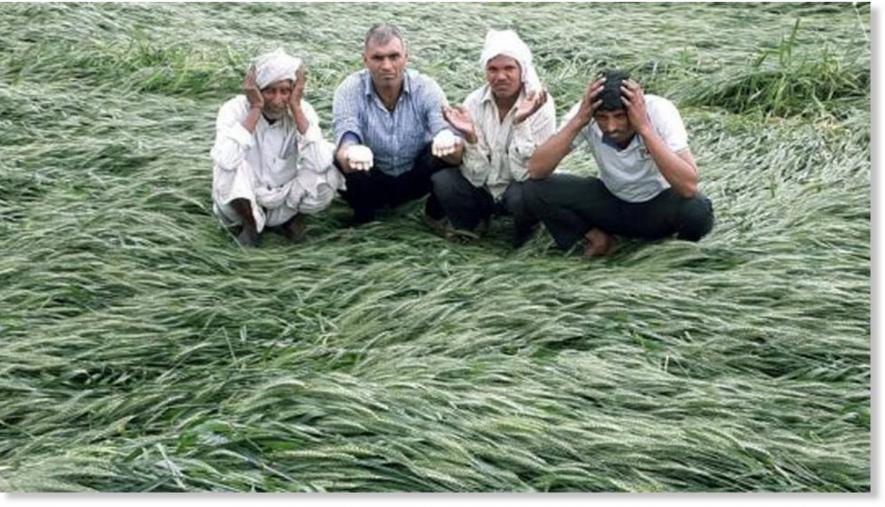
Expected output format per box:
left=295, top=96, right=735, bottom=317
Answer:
left=0, top=2, right=870, bottom=492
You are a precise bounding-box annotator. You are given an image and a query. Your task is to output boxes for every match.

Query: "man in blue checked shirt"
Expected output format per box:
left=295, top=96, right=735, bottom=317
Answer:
left=333, top=23, right=464, bottom=225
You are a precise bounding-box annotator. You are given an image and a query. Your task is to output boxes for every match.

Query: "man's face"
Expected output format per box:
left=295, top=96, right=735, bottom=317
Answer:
left=594, top=109, right=635, bottom=145
left=363, top=37, right=408, bottom=88
left=261, top=79, right=293, bottom=119
left=485, top=54, right=522, bottom=101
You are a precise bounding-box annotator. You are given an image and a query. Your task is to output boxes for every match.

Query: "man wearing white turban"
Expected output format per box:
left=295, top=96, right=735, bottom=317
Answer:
left=432, top=29, right=555, bottom=246
left=211, top=48, right=344, bottom=247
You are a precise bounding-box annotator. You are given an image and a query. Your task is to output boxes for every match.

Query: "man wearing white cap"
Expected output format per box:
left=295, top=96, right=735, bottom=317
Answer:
left=333, top=23, right=463, bottom=225
left=211, top=48, right=344, bottom=247
left=432, top=29, right=555, bottom=245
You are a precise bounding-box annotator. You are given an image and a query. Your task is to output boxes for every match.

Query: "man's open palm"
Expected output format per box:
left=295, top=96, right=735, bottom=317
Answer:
left=514, top=89, right=548, bottom=124
left=443, top=106, right=477, bottom=142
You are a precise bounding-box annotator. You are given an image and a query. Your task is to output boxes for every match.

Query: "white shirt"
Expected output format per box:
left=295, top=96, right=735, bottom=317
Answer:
left=211, top=95, right=334, bottom=189
left=460, top=85, right=557, bottom=200
left=562, top=94, right=689, bottom=203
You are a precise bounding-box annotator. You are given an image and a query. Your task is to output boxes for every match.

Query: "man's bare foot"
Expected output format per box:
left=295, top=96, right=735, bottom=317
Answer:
left=237, top=225, right=259, bottom=247
left=281, top=214, right=307, bottom=243
left=583, top=228, right=615, bottom=257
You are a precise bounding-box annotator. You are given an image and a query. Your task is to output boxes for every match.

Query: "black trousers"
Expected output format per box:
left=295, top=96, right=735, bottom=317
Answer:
left=523, top=174, right=714, bottom=249
left=430, top=167, right=535, bottom=232
left=338, top=143, right=449, bottom=222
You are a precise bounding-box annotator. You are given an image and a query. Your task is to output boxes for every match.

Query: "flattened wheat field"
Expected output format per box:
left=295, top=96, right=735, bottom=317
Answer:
left=0, top=2, right=871, bottom=492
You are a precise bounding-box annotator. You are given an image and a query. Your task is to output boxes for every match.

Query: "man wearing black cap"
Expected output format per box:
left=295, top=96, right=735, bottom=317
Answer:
left=523, top=70, right=714, bottom=256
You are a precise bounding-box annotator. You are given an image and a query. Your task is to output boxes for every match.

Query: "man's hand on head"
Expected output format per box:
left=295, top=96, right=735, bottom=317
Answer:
left=243, top=65, right=264, bottom=110
left=576, top=78, right=605, bottom=126
left=620, top=79, right=651, bottom=135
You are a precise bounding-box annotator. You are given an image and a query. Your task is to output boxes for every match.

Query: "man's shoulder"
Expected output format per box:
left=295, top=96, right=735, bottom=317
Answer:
left=218, top=95, right=250, bottom=116
left=407, top=69, right=433, bottom=84
left=300, top=98, right=318, bottom=116
left=463, top=85, right=487, bottom=108
left=407, top=69, right=443, bottom=94
left=645, top=94, right=681, bottom=117
left=335, top=70, right=369, bottom=95
left=538, top=89, right=557, bottom=117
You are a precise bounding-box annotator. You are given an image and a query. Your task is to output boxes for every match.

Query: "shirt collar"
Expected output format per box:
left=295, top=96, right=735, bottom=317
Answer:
left=363, top=69, right=413, bottom=98
left=480, top=84, right=495, bottom=104
left=260, top=112, right=289, bottom=130
left=596, top=125, right=642, bottom=152
left=480, top=84, right=526, bottom=114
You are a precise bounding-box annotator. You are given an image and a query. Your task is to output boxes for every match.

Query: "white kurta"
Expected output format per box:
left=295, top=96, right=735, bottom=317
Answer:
left=460, top=85, right=557, bottom=200
left=210, top=95, right=344, bottom=232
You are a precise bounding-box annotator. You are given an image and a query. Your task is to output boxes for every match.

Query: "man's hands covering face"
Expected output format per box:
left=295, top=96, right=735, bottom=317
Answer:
left=243, top=65, right=264, bottom=110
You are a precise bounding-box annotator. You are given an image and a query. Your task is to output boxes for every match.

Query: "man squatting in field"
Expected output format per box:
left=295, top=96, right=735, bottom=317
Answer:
left=431, top=29, right=556, bottom=246
left=211, top=48, right=344, bottom=247
left=333, top=23, right=464, bottom=225
left=524, top=70, right=715, bottom=256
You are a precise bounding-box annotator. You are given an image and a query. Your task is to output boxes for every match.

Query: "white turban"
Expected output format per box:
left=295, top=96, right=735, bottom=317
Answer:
left=252, top=48, right=302, bottom=90
left=479, top=29, right=541, bottom=95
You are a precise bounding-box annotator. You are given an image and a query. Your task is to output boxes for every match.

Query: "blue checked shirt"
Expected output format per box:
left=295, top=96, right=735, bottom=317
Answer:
left=333, top=69, right=453, bottom=177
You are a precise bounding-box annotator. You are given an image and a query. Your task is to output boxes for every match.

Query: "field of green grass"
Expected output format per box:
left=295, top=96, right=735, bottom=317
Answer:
left=0, top=2, right=871, bottom=492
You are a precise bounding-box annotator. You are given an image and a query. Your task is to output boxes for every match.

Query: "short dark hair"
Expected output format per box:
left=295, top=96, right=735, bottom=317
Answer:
left=364, top=23, right=407, bottom=51
left=597, top=69, right=631, bottom=112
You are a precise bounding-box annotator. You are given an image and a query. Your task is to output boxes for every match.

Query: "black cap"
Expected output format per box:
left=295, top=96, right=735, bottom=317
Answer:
left=598, top=69, right=630, bottom=111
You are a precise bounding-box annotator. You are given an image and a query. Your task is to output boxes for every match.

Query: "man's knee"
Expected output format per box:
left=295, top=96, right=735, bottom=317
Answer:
left=340, top=169, right=371, bottom=202
left=503, top=183, right=531, bottom=219
left=430, top=167, right=464, bottom=200
left=677, top=196, right=714, bottom=241
left=299, top=186, right=336, bottom=215
left=521, top=178, right=554, bottom=211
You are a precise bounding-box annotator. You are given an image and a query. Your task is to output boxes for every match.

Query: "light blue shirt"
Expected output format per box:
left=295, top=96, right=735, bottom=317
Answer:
left=333, top=69, right=453, bottom=177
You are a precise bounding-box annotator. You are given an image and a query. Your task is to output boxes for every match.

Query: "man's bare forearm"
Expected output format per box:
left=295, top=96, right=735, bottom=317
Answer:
left=241, top=106, right=262, bottom=133
left=335, top=145, right=353, bottom=173
left=639, top=127, right=698, bottom=198
left=291, top=106, right=310, bottom=135
left=527, top=117, right=583, bottom=179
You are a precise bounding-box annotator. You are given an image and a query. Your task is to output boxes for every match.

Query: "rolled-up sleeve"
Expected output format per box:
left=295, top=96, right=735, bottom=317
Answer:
left=210, top=97, right=254, bottom=171
left=333, top=74, right=364, bottom=147
left=507, top=98, right=557, bottom=182
left=297, top=101, right=335, bottom=174
left=650, top=98, right=689, bottom=152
